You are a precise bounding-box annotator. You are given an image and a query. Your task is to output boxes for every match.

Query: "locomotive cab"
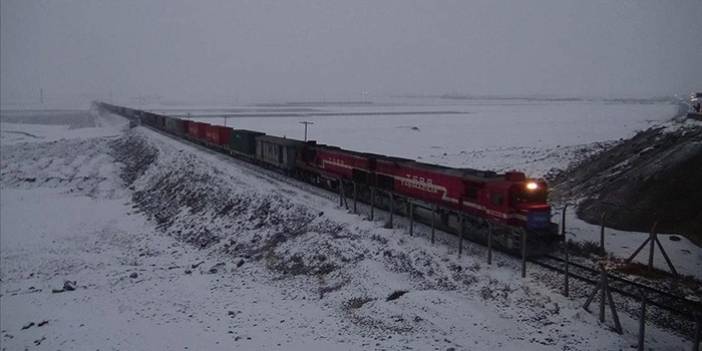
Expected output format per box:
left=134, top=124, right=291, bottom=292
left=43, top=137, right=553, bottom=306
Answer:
left=510, top=180, right=551, bottom=230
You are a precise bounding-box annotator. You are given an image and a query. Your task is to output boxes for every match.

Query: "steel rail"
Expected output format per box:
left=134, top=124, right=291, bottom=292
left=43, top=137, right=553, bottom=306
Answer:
left=532, top=255, right=701, bottom=318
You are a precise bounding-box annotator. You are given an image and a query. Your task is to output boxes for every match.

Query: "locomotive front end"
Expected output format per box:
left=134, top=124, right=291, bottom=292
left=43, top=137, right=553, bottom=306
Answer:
left=512, top=179, right=551, bottom=230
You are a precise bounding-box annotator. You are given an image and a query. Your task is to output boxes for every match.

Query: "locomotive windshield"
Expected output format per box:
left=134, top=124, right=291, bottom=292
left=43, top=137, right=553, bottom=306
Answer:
left=512, top=186, right=547, bottom=204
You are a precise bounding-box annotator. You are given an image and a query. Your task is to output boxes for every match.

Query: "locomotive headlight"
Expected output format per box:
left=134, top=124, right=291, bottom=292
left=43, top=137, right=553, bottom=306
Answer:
left=526, top=181, right=539, bottom=191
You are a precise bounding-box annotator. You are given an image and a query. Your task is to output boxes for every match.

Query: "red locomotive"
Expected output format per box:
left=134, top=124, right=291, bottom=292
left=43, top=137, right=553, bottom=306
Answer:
left=299, top=143, right=556, bottom=252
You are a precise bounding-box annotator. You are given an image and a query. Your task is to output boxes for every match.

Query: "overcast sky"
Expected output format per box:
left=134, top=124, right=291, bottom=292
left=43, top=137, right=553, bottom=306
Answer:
left=1, top=0, right=700, bottom=107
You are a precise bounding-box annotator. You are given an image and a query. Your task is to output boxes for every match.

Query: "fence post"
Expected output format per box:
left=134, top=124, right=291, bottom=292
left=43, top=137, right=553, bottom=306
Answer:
left=338, top=179, right=343, bottom=207
left=625, top=221, right=656, bottom=264
left=637, top=290, right=646, bottom=351
left=600, top=211, right=607, bottom=254
left=370, top=187, right=375, bottom=220
left=561, top=205, right=567, bottom=236
left=353, top=182, right=357, bottom=214
left=521, top=230, right=527, bottom=278
left=564, top=244, right=570, bottom=297
left=431, top=204, right=436, bottom=244
left=409, top=201, right=414, bottom=236
left=605, top=276, right=623, bottom=334
left=648, top=222, right=657, bottom=271
left=388, top=192, right=394, bottom=228
left=693, top=313, right=700, bottom=351
left=654, top=232, right=679, bottom=277
left=583, top=264, right=622, bottom=334
left=458, top=214, right=464, bottom=257
left=600, top=266, right=606, bottom=323
left=563, top=208, right=570, bottom=298
left=487, top=221, right=493, bottom=265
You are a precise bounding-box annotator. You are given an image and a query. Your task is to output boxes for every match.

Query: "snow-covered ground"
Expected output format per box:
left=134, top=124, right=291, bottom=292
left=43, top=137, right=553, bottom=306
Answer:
left=559, top=208, right=702, bottom=279
left=163, top=97, right=678, bottom=177
left=1, top=105, right=699, bottom=350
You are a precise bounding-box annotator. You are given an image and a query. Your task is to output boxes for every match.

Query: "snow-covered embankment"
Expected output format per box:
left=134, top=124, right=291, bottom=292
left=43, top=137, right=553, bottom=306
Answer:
left=0, top=110, right=694, bottom=350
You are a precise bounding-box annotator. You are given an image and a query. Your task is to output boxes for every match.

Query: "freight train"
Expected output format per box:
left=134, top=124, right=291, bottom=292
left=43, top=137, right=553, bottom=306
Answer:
left=95, top=102, right=561, bottom=255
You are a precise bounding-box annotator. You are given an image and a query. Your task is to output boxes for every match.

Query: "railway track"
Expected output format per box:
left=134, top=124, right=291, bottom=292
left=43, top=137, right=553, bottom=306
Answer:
left=531, top=254, right=702, bottom=319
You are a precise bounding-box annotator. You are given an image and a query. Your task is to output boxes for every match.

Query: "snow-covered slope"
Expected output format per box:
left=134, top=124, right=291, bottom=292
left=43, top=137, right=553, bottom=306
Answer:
left=1, top=110, right=696, bottom=350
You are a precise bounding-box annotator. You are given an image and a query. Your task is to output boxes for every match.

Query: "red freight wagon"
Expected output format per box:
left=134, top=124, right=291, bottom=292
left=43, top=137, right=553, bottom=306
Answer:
left=186, top=121, right=210, bottom=140
left=186, top=120, right=198, bottom=138
left=196, top=122, right=209, bottom=140
left=204, top=125, right=232, bottom=145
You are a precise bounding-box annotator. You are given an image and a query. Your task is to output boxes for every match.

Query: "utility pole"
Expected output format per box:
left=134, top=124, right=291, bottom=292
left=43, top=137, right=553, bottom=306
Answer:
left=299, top=121, right=314, bottom=141
left=40, top=88, right=44, bottom=104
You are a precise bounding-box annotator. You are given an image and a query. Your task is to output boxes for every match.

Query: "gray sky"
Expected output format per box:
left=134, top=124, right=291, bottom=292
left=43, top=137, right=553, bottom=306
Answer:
left=2, top=0, right=701, bottom=107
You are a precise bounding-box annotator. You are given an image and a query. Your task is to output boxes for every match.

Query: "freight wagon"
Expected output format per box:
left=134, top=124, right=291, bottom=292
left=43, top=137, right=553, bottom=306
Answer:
left=229, top=129, right=265, bottom=157
left=204, top=125, right=232, bottom=146
left=256, top=135, right=306, bottom=171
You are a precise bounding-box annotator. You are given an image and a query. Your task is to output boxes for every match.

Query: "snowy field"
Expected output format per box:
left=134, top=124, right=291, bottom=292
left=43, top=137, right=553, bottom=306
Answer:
left=162, top=97, right=679, bottom=177
left=1, top=104, right=699, bottom=350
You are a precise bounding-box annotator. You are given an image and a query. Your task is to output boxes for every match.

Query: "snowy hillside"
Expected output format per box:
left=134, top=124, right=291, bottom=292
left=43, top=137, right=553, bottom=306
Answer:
left=1, top=108, right=698, bottom=350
